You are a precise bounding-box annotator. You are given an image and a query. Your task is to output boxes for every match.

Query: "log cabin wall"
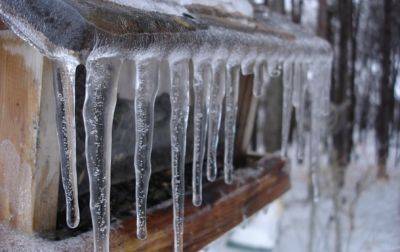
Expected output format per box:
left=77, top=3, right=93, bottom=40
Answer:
left=0, top=31, right=60, bottom=234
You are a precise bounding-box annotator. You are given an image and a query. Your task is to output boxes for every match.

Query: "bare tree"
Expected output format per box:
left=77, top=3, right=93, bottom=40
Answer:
left=291, top=0, right=303, bottom=24
left=376, top=0, right=394, bottom=178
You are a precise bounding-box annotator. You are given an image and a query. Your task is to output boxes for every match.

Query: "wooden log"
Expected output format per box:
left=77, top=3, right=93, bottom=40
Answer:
left=0, top=32, right=60, bottom=234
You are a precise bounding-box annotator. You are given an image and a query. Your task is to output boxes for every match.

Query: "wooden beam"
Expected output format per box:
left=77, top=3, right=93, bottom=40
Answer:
left=0, top=32, right=60, bottom=234
left=106, top=156, right=289, bottom=251
left=235, top=74, right=258, bottom=164
left=0, top=156, right=288, bottom=250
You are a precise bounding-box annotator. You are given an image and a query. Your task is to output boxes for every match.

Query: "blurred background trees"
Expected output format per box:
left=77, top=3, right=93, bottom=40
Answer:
left=264, top=0, right=400, bottom=177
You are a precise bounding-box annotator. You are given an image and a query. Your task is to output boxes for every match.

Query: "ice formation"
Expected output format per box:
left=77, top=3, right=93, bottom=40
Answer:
left=224, top=65, right=240, bottom=184
left=169, top=59, right=190, bottom=251
left=83, top=58, right=122, bottom=252
left=207, top=60, right=226, bottom=182
left=52, top=61, right=80, bottom=229
left=192, top=62, right=211, bottom=206
left=0, top=0, right=333, bottom=251
left=134, top=59, right=159, bottom=240
left=281, top=62, right=294, bottom=157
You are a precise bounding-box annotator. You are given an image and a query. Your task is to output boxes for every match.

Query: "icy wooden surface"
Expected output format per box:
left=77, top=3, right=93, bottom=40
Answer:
left=0, top=156, right=289, bottom=251
left=105, top=156, right=289, bottom=252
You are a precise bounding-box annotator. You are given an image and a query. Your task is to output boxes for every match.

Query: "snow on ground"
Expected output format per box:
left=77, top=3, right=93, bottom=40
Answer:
left=206, top=133, right=400, bottom=252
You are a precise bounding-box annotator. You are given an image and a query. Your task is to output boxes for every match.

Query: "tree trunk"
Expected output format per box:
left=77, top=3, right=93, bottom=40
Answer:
left=376, top=0, right=394, bottom=178
left=265, top=0, right=286, bottom=14
left=291, top=0, right=303, bottom=24
left=317, top=0, right=328, bottom=38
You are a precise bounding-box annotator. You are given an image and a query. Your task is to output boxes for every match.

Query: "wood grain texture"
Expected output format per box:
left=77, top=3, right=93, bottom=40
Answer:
left=0, top=32, right=60, bottom=234
left=33, top=58, right=60, bottom=232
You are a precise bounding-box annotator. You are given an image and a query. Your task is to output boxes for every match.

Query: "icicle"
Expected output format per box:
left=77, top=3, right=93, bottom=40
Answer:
left=224, top=65, right=240, bottom=184
left=281, top=62, right=294, bottom=157
left=268, top=61, right=282, bottom=78
left=308, top=61, right=331, bottom=202
left=293, top=63, right=306, bottom=163
left=253, top=61, right=264, bottom=97
left=192, top=62, right=211, bottom=207
left=241, top=54, right=256, bottom=75
left=83, top=58, right=122, bottom=252
left=133, top=59, right=159, bottom=239
left=207, top=60, right=226, bottom=182
left=169, top=59, right=190, bottom=252
left=261, top=61, right=271, bottom=91
left=52, top=61, right=80, bottom=229
left=292, top=62, right=302, bottom=109
left=309, top=95, right=321, bottom=202
left=319, top=61, right=332, bottom=144
left=321, top=60, right=333, bottom=117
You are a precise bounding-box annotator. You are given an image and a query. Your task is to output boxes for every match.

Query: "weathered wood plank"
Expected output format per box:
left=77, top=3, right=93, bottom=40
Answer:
left=235, top=75, right=259, bottom=164
left=33, top=58, right=60, bottom=232
left=105, top=156, right=288, bottom=252
left=0, top=156, right=288, bottom=251
left=0, top=32, right=60, bottom=234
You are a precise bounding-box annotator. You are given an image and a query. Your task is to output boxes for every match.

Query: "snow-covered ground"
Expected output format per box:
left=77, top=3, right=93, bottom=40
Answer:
left=206, top=134, right=400, bottom=252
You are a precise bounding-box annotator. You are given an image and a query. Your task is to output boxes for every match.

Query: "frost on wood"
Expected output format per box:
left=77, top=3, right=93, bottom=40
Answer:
left=0, top=0, right=333, bottom=251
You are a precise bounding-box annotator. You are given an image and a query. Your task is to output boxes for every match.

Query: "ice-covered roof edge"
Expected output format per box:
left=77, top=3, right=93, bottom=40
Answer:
left=108, top=0, right=254, bottom=17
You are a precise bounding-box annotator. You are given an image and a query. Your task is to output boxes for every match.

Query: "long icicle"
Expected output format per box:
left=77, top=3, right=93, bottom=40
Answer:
left=308, top=62, right=329, bottom=202
left=192, top=62, right=211, bottom=206
left=134, top=59, right=159, bottom=239
left=224, top=65, right=240, bottom=184
left=281, top=62, right=294, bottom=157
left=83, top=58, right=121, bottom=252
left=207, top=60, right=226, bottom=182
left=170, top=59, right=190, bottom=252
left=293, top=62, right=306, bottom=163
left=52, top=61, right=80, bottom=229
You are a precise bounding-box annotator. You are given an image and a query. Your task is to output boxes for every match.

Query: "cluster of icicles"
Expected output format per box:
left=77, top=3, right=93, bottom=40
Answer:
left=53, top=54, right=332, bottom=251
